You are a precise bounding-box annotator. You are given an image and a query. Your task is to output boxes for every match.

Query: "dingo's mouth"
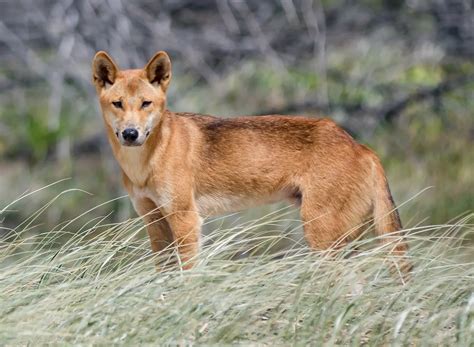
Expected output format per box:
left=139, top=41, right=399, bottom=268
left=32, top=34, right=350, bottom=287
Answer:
left=121, top=141, right=143, bottom=147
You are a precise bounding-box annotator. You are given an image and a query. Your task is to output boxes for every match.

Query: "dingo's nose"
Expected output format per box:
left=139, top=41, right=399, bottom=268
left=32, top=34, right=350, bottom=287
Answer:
left=122, top=128, right=139, bottom=142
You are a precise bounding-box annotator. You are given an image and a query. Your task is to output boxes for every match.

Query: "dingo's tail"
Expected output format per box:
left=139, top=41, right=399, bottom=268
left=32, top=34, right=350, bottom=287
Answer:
left=371, top=154, right=412, bottom=277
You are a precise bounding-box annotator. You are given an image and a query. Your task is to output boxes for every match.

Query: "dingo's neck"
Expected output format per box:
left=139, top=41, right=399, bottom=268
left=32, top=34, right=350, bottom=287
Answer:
left=116, top=145, right=152, bottom=186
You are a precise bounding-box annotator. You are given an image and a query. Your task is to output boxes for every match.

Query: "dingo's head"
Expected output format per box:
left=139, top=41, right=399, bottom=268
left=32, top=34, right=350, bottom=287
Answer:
left=92, top=51, right=171, bottom=147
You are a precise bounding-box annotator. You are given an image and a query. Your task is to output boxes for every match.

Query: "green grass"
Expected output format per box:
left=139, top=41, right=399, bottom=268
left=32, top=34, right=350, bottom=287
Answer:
left=1, top=189, right=473, bottom=345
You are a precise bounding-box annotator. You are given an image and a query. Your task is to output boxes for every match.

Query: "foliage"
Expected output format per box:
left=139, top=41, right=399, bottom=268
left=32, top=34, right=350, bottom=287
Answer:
left=0, top=1, right=472, bottom=228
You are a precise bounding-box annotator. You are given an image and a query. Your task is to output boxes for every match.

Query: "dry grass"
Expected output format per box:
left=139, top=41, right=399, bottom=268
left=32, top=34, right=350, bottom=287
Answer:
left=0, top=188, right=473, bottom=345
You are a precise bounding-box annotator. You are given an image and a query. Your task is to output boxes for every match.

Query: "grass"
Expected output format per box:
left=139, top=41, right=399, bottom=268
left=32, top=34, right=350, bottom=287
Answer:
left=0, top=190, right=473, bottom=345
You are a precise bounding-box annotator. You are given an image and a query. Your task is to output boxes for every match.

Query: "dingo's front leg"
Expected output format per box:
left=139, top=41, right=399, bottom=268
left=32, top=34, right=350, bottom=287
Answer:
left=132, top=197, right=174, bottom=253
left=164, top=205, right=202, bottom=270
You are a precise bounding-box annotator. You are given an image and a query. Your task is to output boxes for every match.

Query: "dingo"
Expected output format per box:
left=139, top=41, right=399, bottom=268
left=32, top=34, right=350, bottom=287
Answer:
left=92, top=51, right=410, bottom=272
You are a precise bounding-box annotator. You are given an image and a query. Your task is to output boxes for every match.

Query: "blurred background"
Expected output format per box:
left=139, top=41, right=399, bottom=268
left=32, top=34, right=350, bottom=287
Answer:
left=0, top=0, right=472, bottom=235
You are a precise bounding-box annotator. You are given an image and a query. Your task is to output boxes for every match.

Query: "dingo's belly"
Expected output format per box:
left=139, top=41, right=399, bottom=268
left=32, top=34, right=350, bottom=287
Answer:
left=195, top=189, right=300, bottom=216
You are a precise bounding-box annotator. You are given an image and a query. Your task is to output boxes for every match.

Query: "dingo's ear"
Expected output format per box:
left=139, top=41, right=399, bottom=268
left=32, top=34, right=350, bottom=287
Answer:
left=92, top=51, right=119, bottom=89
left=145, top=51, right=172, bottom=92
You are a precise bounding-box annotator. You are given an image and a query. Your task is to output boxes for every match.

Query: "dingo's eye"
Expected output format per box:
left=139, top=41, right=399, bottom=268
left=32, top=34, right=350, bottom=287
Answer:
left=112, top=101, right=123, bottom=109
left=141, top=101, right=152, bottom=108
